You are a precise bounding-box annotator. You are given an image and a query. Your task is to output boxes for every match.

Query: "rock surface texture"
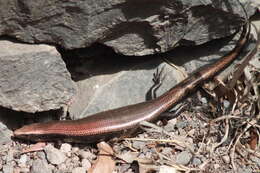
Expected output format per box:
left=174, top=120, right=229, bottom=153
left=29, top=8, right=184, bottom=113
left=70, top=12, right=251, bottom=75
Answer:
left=0, top=39, right=76, bottom=112
left=0, top=0, right=254, bottom=56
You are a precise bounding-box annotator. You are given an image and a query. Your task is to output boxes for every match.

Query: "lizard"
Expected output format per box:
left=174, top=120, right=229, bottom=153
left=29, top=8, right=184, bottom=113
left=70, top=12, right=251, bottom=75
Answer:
left=14, top=22, right=254, bottom=143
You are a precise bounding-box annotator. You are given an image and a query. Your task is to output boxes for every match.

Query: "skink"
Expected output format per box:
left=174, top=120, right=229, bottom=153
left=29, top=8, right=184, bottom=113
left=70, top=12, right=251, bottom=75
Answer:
left=14, top=23, right=251, bottom=143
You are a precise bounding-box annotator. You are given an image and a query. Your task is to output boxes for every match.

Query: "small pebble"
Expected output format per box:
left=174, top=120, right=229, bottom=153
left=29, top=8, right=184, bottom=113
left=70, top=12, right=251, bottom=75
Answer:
left=192, top=157, right=201, bottom=166
left=167, top=119, right=177, bottom=125
left=132, top=141, right=146, bottom=150
left=117, top=164, right=131, bottom=173
left=72, top=147, right=80, bottom=153
left=178, top=128, right=187, bottom=136
left=176, top=121, right=188, bottom=129
left=81, top=159, right=91, bottom=170
left=200, top=97, right=208, bottom=104
left=214, top=164, right=220, bottom=169
left=175, top=151, right=192, bottom=165
left=36, top=151, right=46, bottom=160
left=145, top=151, right=153, bottom=158
left=71, top=156, right=80, bottom=163
left=161, top=147, right=172, bottom=155
left=2, top=165, right=13, bottom=173
left=31, top=159, right=52, bottom=173
left=59, top=163, right=67, bottom=170
left=223, top=100, right=230, bottom=108
left=44, top=144, right=66, bottom=165
left=118, top=151, right=139, bottom=163
left=72, top=167, right=86, bottom=173
left=78, top=150, right=96, bottom=160
left=190, top=121, right=199, bottom=128
left=164, top=119, right=177, bottom=132
left=60, top=143, right=72, bottom=153
left=6, top=150, right=14, bottom=162
left=19, top=154, right=27, bottom=165
left=222, top=155, right=230, bottom=164
left=138, top=153, right=146, bottom=159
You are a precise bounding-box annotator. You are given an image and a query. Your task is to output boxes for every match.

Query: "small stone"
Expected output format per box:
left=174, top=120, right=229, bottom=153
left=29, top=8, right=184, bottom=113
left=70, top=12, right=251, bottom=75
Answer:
left=64, top=158, right=74, bottom=168
left=142, top=145, right=152, bottom=153
left=161, top=147, right=172, bottom=155
left=145, top=151, right=153, bottom=158
left=175, top=151, right=192, bottom=165
left=167, top=119, right=177, bottom=126
left=72, top=167, right=86, bottom=173
left=223, top=100, right=230, bottom=108
left=214, top=164, right=220, bottom=169
left=164, top=119, right=177, bottom=132
left=222, top=155, right=230, bottom=164
left=6, top=150, right=14, bottom=162
left=132, top=141, right=146, bottom=150
left=200, top=97, right=208, bottom=104
left=2, top=165, right=14, bottom=173
left=117, top=164, right=131, bottom=173
left=176, top=121, right=188, bottom=129
left=71, top=156, right=80, bottom=163
left=117, top=151, right=139, bottom=163
left=0, top=123, right=12, bottom=145
left=19, top=154, right=27, bottom=165
left=78, top=151, right=96, bottom=160
left=31, top=159, right=52, bottom=173
left=192, top=157, right=201, bottom=166
left=58, top=163, right=67, bottom=170
left=72, top=147, right=80, bottom=153
left=138, top=153, right=146, bottom=159
left=190, top=121, right=199, bottom=128
left=81, top=159, right=91, bottom=170
left=60, top=143, right=72, bottom=153
left=36, top=151, right=46, bottom=160
left=178, top=128, right=187, bottom=136
left=44, top=144, right=66, bottom=165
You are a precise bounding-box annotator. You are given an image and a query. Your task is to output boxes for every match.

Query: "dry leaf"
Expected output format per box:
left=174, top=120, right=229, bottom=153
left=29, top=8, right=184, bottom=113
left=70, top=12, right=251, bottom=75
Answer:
left=21, top=142, right=46, bottom=154
left=249, top=128, right=258, bottom=150
left=88, top=142, right=115, bottom=173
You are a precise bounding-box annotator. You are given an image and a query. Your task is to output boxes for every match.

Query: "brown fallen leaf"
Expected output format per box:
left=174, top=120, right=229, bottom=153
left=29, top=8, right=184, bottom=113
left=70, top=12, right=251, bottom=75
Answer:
left=249, top=128, right=258, bottom=150
left=88, top=142, right=115, bottom=173
left=21, top=142, right=46, bottom=154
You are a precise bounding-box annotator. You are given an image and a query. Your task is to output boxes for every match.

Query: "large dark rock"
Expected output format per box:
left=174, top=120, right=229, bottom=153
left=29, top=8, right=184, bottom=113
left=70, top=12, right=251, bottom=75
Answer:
left=0, top=39, right=77, bottom=113
left=0, top=0, right=255, bottom=56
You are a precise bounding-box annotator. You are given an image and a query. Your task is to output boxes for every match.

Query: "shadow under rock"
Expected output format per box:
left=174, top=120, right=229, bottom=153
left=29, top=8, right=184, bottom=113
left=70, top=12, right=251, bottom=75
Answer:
left=58, top=30, right=237, bottom=82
